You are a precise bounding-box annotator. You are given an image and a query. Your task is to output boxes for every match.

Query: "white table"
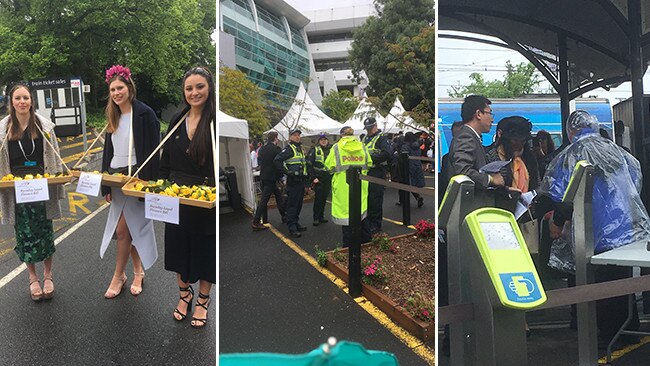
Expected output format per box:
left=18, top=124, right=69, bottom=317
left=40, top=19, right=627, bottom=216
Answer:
left=590, top=240, right=650, bottom=363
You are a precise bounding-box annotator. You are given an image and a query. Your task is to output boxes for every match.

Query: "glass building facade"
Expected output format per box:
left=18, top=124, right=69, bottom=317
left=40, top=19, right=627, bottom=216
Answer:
left=220, top=0, right=311, bottom=106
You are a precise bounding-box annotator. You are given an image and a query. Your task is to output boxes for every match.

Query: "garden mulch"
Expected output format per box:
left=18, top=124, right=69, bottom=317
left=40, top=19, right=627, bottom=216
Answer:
left=331, top=234, right=435, bottom=320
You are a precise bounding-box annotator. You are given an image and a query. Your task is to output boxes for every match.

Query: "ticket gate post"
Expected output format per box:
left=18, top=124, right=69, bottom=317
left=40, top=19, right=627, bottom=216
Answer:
left=462, top=207, right=547, bottom=366
left=563, top=161, right=597, bottom=365
left=439, top=175, right=476, bottom=366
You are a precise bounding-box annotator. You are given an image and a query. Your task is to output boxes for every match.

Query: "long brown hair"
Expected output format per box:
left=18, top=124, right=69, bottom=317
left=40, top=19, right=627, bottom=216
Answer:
left=7, top=83, right=41, bottom=141
left=104, top=75, right=137, bottom=133
left=183, top=67, right=216, bottom=166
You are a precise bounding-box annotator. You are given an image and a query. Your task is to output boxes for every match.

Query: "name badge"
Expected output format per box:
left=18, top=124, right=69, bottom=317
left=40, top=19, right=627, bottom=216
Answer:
left=24, top=161, right=37, bottom=167
left=75, top=172, right=102, bottom=197
left=15, top=178, right=49, bottom=203
left=144, top=194, right=179, bottom=224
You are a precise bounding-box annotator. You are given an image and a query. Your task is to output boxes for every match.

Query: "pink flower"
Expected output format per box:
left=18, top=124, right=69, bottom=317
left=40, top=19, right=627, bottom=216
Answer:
left=422, top=310, right=430, bottom=317
left=105, top=65, right=132, bottom=84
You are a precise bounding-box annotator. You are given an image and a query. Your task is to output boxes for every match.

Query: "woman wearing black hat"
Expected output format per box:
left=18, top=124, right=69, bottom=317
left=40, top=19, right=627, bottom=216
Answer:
left=485, top=116, right=540, bottom=194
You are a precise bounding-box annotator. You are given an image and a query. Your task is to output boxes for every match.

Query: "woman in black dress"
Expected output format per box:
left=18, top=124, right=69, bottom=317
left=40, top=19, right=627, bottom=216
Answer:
left=0, top=83, right=64, bottom=301
left=160, top=67, right=215, bottom=328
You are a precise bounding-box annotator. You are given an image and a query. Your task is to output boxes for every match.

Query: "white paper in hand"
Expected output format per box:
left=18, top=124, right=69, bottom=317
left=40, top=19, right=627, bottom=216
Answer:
left=515, top=190, right=538, bottom=220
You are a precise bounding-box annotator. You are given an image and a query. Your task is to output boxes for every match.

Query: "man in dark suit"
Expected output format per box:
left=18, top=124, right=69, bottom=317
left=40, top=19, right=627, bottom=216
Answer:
left=448, top=95, right=504, bottom=190
left=252, top=131, right=286, bottom=231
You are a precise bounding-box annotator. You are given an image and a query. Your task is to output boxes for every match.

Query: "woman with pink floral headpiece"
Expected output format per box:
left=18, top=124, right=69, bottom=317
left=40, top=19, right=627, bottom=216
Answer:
left=99, top=65, right=160, bottom=299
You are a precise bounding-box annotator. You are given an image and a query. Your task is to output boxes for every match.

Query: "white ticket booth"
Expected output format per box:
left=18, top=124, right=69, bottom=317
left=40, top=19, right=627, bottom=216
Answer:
left=29, top=77, right=88, bottom=137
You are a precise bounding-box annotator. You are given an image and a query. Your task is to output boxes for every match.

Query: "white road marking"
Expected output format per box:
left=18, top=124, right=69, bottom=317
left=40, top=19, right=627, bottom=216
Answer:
left=0, top=203, right=109, bottom=290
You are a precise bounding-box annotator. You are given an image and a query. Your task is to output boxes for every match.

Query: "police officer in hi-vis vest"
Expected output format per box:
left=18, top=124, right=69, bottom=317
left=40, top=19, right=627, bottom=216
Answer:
left=307, top=132, right=333, bottom=226
left=362, top=117, right=392, bottom=234
left=274, top=129, right=308, bottom=238
left=325, top=126, right=372, bottom=246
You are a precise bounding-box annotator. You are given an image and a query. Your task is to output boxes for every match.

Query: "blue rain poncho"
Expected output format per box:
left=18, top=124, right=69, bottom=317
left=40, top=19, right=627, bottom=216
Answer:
left=539, top=111, right=650, bottom=263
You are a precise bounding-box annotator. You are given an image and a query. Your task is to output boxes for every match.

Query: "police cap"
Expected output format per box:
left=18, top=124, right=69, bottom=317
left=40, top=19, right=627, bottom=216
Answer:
left=363, top=117, right=377, bottom=130
left=289, top=129, right=302, bottom=136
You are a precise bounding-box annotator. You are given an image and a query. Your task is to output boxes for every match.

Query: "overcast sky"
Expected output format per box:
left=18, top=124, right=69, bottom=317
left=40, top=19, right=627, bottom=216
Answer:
left=284, top=0, right=373, bottom=12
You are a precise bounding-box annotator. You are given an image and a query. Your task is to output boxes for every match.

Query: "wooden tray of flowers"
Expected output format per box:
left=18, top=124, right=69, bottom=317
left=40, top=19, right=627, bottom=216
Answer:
left=70, top=170, right=132, bottom=187
left=122, top=179, right=216, bottom=209
left=0, top=172, right=72, bottom=188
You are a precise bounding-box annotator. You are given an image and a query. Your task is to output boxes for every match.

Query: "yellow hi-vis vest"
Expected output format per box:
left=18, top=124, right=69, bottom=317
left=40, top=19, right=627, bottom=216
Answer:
left=284, top=143, right=307, bottom=176
left=364, top=132, right=385, bottom=168
left=313, top=146, right=327, bottom=172
left=324, top=136, right=372, bottom=225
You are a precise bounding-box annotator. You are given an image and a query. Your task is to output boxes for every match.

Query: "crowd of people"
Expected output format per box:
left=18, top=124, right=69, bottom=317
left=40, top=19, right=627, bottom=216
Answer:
left=252, top=117, right=432, bottom=245
left=440, top=94, right=650, bottom=351
left=2, top=65, right=216, bottom=329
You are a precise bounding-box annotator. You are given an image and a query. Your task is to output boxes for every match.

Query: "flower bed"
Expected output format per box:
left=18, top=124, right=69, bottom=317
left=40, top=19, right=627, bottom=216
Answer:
left=324, top=220, right=435, bottom=343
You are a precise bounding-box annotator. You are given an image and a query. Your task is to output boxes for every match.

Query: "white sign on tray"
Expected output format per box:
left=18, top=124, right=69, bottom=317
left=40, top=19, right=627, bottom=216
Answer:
left=75, top=172, right=102, bottom=197
left=144, top=193, right=179, bottom=224
left=15, top=178, right=49, bottom=203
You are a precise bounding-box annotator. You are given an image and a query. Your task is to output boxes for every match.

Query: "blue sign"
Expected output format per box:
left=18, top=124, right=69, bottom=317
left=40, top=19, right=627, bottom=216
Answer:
left=499, top=272, right=543, bottom=303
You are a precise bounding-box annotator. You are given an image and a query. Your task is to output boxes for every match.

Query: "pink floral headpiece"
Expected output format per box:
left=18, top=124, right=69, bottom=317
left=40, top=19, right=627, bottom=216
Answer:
left=105, top=65, right=132, bottom=84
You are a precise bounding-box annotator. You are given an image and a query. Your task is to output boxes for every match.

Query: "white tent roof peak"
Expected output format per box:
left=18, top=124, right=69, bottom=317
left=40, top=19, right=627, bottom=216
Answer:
left=383, top=97, right=419, bottom=134
left=267, top=82, right=343, bottom=141
left=344, top=97, right=385, bottom=134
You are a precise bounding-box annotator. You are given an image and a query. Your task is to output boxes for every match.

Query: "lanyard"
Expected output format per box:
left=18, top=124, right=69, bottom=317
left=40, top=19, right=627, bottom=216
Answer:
left=18, top=137, right=35, bottom=161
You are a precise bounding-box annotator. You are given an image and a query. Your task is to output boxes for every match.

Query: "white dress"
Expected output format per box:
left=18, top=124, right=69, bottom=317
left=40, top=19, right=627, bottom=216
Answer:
left=100, top=113, right=158, bottom=269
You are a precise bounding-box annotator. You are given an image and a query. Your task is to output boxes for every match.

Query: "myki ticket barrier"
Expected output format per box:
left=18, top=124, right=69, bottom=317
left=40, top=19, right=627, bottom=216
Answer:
left=439, top=175, right=476, bottom=366
left=462, top=207, right=546, bottom=366
left=562, top=161, right=598, bottom=365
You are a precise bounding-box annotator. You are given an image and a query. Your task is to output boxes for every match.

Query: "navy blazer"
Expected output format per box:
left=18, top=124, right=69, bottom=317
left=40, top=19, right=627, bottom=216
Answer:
left=101, top=99, right=161, bottom=196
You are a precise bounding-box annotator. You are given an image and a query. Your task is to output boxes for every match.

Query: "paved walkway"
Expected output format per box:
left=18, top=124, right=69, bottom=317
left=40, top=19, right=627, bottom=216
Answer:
left=220, top=187, right=434, bottom=365
left=0, top=207, right=215, bottom=365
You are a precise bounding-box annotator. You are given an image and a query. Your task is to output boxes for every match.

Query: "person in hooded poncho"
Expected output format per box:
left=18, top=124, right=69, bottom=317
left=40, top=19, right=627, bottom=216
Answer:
left=538, top=109, right=650, bottom=345
left=539, top=110, right=650, bottom=256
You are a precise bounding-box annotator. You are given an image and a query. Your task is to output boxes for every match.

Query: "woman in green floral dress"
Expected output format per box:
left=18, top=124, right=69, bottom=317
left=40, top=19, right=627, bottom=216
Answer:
left=0, top=83, right=64, bottom=301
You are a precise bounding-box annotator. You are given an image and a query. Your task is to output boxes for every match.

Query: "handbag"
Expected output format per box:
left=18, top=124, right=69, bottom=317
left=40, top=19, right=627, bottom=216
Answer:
left=519, top=209, right=540, bottom=254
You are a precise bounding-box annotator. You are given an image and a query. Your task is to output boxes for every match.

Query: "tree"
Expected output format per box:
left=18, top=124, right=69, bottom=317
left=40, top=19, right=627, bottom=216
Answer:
left=0, top=0, right=216, bottom=113
left=449, top=61, right=544, bottom=98
left=349, top=0, right=434, bottom=111
left=219, top=67, right=269, bottom=141
left=321, top=90, right=358, bottom=122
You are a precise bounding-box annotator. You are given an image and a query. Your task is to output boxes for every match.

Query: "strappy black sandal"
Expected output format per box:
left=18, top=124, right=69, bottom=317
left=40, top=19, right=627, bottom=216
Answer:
left=191, top=292, right=211, bottom=328
left=173, top=285, right=194, bottom=321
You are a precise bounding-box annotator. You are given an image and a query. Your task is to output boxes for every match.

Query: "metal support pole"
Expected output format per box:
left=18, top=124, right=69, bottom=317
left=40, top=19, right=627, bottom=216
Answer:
left=558, top=34, right=570, bottom=146
left=347, top=167, right=362, bottom=298
left=572, top=165, right=597, bottom=366
left=399, top=152, right=411, bottom=226
left=629, top=0, right=648, bottom=207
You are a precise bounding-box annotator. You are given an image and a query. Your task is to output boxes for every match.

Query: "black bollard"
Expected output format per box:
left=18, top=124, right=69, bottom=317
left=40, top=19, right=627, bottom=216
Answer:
left=400, top=152, right=411, bottom=226
left=347, top=167, right=362, bottom=298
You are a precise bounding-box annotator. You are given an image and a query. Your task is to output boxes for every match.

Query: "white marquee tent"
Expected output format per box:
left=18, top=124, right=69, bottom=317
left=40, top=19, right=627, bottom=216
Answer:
left=267, top=83, right=343, bottom=141
left=383, top=97, right=420, bottom=134
left=218, top=110, right=255, bottom=211
left=344, top=98, right=385, bottom=135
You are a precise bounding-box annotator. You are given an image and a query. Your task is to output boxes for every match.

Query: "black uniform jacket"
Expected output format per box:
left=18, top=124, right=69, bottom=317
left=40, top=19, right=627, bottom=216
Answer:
left=101, top=99, right=160, bottom=196
left=257, top=141, right=283, bottom=182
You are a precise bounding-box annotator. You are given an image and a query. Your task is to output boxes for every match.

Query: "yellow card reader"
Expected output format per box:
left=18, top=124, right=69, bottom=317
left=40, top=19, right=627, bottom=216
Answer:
left=463, top=207, right=547, bottom=309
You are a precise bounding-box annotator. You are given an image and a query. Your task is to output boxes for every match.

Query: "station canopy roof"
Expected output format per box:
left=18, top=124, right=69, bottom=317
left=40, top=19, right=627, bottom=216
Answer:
left=439, top=0, right=650, bottom=98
